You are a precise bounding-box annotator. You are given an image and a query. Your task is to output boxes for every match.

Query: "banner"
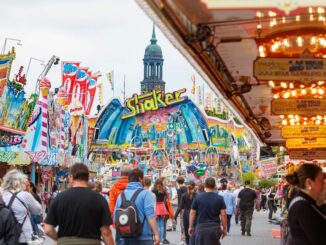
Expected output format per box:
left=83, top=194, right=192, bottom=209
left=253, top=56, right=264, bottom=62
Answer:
left=191, top=74, right=195, bottom=95
left=106, top=70, right=114, bottom=91
left=61, top=62, right=80, bottom=105
left=85, top=76, right=97, bottom=115
left=73, top=67, right=89, bottom=109
left=254, top=57, right=326, bottom=82
left=259, top=158, right=277, bottom=178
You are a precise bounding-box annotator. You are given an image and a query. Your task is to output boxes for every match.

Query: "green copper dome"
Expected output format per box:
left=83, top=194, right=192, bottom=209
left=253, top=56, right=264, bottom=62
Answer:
left=144, top=25, right=163, bottom=59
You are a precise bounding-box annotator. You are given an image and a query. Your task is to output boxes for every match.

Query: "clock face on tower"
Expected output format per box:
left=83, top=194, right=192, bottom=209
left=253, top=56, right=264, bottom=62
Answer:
left=154, top=84, right=162, bottom=91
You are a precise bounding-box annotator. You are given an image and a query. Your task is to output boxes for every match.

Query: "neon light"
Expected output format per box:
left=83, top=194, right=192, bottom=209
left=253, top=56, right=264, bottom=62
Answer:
left=121, top=89, right=187, bottom=120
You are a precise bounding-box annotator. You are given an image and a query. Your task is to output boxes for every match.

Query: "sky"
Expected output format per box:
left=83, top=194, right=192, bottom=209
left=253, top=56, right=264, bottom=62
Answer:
left=0, top=0, right=207, bottom=111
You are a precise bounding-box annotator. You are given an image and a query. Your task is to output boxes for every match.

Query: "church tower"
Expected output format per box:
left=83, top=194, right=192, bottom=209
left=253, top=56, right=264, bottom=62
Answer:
left=140, top=25, right=165, bottom=94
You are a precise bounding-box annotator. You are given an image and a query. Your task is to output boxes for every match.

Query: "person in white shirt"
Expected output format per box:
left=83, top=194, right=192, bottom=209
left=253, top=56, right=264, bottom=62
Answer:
left=2, top=169, right=42, bottom=244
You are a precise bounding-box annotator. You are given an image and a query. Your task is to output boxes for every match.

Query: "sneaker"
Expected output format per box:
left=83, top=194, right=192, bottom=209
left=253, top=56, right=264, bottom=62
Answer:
left=166, top=228, right=172, bottom=232
left=247, top=232, right=252, bottom=236
left=179, top=242, right=186, bottom=245
left=241, top=231, right=245, bottom=236
left=163, top=239, right=170, bottom=244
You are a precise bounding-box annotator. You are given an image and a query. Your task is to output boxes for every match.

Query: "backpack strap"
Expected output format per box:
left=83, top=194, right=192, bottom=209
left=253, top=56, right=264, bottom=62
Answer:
left=7, top=192, right=20, bottom=208
left=8, top=192, right=29, bottom=226
left=130, top=189, right=143, bottom=203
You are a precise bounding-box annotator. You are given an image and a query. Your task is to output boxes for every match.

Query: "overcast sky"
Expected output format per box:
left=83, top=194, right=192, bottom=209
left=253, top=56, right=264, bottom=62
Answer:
left=0, top=0, right=207, bottom=110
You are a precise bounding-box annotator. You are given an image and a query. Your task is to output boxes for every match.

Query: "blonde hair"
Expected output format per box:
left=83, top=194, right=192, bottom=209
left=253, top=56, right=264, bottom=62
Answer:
left=1, top=169, right=28, bottom=192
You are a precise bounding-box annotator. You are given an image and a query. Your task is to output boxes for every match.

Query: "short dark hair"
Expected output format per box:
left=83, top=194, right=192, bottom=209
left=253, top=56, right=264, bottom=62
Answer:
left=205, top=177, right=216, bottom=189
left=143, top=177, right=151, bottom=187
left=128, top=168, right=144, bottom=182
left=70, top=163, right=89, bottom=181
left=244, top=180, right=251, bottom=186
left=221, top=184, right=227, bottom=190
left=176, top=176, right=185, bottom=185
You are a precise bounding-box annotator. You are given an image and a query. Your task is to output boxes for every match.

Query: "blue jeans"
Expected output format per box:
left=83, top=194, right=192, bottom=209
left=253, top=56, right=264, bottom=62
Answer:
left=120, top=240, right=153, bottom=245
left=226, top=214, right=232, bottom=232
left=157, top=216, right=165, bottom=241
left=31, top=214, right=42, bottom=233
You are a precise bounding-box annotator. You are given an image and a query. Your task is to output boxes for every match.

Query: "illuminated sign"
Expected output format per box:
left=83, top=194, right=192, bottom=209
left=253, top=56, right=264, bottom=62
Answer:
left=259, top=158, right=277, bottom=178
left=202, top=0, right=325, bottom=14
left=286, top=138, right=326, bottom=149
left=271, top=99, right=326, bottom=116
left=282, top=125, right=326, bottom=138
left=289, top=149, right=326, bottom=160
left=0, top=134, right=23, bottom=147
left=254, top=57, right=326, bottom=82
left=121, top=89, right=187, bottom=120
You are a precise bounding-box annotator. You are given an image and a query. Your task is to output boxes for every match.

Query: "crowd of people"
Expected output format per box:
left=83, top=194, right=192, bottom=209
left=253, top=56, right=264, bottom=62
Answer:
left=0, top=162, right=325, bottom=245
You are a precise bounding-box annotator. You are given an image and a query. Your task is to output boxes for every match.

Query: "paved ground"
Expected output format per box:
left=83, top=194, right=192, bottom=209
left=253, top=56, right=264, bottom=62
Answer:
left=43, top=210, right=280, bottom=245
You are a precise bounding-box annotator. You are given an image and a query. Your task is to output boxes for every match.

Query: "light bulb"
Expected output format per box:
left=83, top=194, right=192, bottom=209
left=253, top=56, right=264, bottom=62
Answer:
left=269, top=81, right=275, bottom=87
left=301, top=89, right=307, bottom=95
left=273, top=94, right=280, bottom=99
left=291, top=90, right=297, bottom=96
left=303, top=121, right=307, bottom=125
left=297, top=36, right=303, bottom=46
left=281, top=119, right=287, bottom=126
left=283, top=92, right=290, bottom=98
left=316, top=120, right=321, bottom=125
left=280, top=115, right=285, bottom=119
left=318, top=88, right=324, bottom=95
left=289, top=83, right=294, bottom=89
left=311, top=88, right=317, bottom=94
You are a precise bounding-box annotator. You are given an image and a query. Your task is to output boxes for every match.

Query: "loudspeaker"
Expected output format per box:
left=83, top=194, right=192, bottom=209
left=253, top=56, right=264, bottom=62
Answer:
left=202, top=129, right=209, bottom=142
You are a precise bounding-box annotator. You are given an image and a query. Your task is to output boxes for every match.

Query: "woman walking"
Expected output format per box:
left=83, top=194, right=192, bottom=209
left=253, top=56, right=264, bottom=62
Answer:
left=174, top=181, right=196, bottom=245
left=152, top=177, right=171, bottom=244
left=1, top=170, right=42, bottom=245
left=267, top=186, right=276, bottom=221
left=286, top=164, right=326, bottom=245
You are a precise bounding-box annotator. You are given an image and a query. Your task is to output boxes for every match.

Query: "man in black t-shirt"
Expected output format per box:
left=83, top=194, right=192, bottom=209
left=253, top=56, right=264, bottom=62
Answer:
left=189, top=177, right=227, bottom=245
left=236, top=180, right=259, bottom=236
left=44, top=163, right=114, bottom=245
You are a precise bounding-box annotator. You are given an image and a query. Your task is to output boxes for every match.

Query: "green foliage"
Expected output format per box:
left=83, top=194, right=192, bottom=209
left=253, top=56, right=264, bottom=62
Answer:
left=258, top=179, right=277, bottom=189
left=233, top=116, right=242, bottom=125
left=241, top=172, right=255, bottom=186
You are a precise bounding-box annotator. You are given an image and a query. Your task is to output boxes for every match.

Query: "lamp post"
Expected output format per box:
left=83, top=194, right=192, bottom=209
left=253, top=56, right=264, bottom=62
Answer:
left=1, top=38, right=22, bottom=54
left=26, top=57, right=45, bottom=78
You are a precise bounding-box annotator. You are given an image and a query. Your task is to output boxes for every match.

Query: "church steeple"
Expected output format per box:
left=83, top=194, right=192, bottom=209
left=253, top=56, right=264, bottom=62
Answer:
left=151, top=25, right=157, bottom=44
left=140, top=24, right=165, bottom=94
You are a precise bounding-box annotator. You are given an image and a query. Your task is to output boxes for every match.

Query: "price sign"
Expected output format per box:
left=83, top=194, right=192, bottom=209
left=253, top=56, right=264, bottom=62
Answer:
left=286, top=138, right=326, bottom=149
left=282, top=125, right=326, bottom=138
left=289, top=149, right=326, bottom=160
left=271, top=99, right=326, bottom=116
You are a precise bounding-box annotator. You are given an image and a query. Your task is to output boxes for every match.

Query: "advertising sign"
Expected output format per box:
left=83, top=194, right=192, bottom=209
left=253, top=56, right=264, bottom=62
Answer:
left=150, top=149, right=169, bottom=170
left=121, top=89, right=187, bottom=119
left=289, top=149, right=326, bottom=160
left=259, top=158, right=277, bottom=178
left=254, top=57, right=326, bottom=82
left=271, top=99, right=326, bottom=116
left=281, top=125, right=326, bottom=138
left=286, top=138, right=326, bottom=149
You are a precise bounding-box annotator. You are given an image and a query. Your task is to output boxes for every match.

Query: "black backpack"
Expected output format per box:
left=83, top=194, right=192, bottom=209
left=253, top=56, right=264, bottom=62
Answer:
left=7, top=192, right=28, bottom=244
left=115, top=189, right=144, bottom=238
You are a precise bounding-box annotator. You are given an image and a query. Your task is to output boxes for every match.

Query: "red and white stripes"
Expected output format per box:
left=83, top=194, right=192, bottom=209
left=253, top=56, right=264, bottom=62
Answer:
left=39, top=96, right=48, bottom=152
left=60, top=108, right=65, bottom=150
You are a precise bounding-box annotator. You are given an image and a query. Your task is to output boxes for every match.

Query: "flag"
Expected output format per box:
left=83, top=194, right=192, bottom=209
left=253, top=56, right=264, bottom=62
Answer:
left=73, top=67, right=89, bottom=108
left=191, top=74, right=196, bottom=95
left=61, top=61, right=80, bottom=105
left=106, top=70, right=114, bottom=91
left=85, top=76, right=97, bottom=115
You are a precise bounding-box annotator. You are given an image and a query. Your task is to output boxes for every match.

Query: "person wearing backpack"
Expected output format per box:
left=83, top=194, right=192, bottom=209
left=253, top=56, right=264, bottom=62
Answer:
left=44, top=163, right=114, bottom=245
left=1, top=170, right=42, bottom=245
left=0, top=192, right=16, bottom=245
left=114, top=168, right=160, bottom=245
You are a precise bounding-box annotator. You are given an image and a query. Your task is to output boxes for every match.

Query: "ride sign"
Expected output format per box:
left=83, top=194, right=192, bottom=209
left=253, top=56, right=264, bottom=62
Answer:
left=271, top=98, right=326, bottom=116
left=289, top=149, right=326, bottom=160
left=121, top=89, right=187, bottom=119
left=286, top=138, right=326, bottom=149
left=281, top=125, right=326, bottom=138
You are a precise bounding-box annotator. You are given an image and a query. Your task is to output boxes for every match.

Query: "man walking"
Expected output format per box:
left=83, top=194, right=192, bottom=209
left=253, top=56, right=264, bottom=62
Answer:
left=44, top=163, right=114, bottom=245
left=236, top=180, right=259, bottom=236
left=176, top=176, right=187, bottom=244
left=189, top=177, right=227, bottom=245
left=219, top=184, right=236, bottom=233
left=115, top=168, right=160, bottom=245
left=232, top=184, right=241, bottom=224
left=109, top=164, right=130, bottom=214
